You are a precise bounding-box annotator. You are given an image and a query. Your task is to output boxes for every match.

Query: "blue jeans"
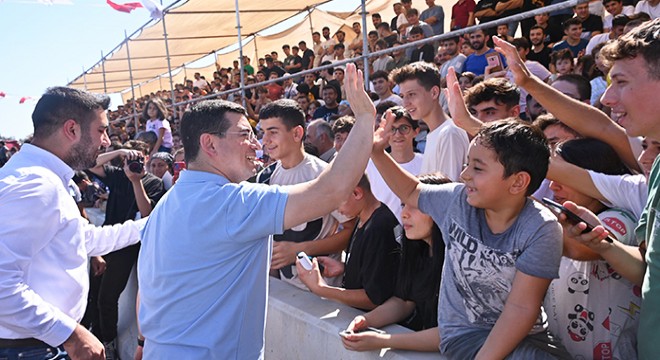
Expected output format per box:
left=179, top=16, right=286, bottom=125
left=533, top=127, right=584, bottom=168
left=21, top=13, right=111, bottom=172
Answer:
left=0, top=346, right=68, bottom=360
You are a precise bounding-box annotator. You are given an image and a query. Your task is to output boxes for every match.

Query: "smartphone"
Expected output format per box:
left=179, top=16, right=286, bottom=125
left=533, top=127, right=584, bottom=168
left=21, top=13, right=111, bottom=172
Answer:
left=339, top=327, right=386, bottom=337
left=486, top=52, right=504, bottom=73
left=542, top=198, right=615, bottom=243
left=296, top=252, right=314, bottom=271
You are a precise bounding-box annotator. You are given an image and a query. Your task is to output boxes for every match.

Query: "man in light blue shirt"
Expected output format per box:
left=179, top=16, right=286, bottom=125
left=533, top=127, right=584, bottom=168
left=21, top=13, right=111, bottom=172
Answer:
left=137, top=64, right=376, bottom=359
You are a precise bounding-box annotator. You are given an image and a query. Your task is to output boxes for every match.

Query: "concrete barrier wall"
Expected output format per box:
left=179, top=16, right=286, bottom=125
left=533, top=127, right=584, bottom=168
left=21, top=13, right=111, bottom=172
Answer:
left=115, top=273, right=443, bottom=359
left=266, top=278, right=443, bottom=360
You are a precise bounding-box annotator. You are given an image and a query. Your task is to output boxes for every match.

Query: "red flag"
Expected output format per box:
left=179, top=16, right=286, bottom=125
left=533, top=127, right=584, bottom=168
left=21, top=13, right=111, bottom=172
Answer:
left=0, top=91, right=5, bottom=98
left=19, top=97, right=31, bottom=104
left=106, top=0, right=143, bottom=13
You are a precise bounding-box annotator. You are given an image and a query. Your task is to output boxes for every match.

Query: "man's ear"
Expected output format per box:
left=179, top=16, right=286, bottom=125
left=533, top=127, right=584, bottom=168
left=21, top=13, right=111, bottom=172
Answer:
left=509, top=171, right=531, bottom=195
left=293, top=125, right=305, bottom=143
left=353, top=186, right=364, bottom=200
left=510, top=104, right=521, bottom=118
left=62, top=119, right=80, bottom=142
left=198, top=133, right=218, bottom=157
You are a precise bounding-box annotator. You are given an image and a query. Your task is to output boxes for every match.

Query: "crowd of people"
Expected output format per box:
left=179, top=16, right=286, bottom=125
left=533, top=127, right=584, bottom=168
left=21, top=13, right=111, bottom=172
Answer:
left=1, top=0, right=660, bottom=359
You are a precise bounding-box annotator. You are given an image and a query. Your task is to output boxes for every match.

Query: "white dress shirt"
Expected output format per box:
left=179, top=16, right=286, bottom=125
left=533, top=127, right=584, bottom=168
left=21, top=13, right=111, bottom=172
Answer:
left=0, top=144, right=144, bottom=346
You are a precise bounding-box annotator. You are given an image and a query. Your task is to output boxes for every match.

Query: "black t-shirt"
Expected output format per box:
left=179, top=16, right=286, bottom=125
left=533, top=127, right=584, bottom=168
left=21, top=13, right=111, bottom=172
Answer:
left=579, top=14, right=603, bottom=37
left=541, top=22, right=565, bottom=45
left=99, top=165, right=165, bottom=225
left=527, top=45, right=552, bottom=69
left=394, top=240, right=444, bottom=331
left=288, top=55, right=303, bottom=74
left=301, top=49, right=314, bottom=70
left=410, top=44, right=435, bottom=64
left=265, top=65, right=285, bottom=78
left=313, top=105, right=339, bottom=122
left=343, top=204, right=401, bottom=309
left=383, top=34, right=398, bottom=48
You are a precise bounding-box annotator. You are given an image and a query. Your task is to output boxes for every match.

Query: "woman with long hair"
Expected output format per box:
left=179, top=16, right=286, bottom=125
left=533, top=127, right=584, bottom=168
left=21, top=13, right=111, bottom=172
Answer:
left=341, top=173, right=450, bottom=352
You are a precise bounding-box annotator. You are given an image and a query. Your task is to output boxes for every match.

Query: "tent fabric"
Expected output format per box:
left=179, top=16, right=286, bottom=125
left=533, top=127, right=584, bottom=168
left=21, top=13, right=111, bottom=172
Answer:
left=72, top=0, right=456, bottom=96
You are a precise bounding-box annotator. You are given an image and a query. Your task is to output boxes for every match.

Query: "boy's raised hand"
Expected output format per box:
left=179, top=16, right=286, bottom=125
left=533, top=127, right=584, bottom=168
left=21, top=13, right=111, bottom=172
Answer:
left=345, top=63, right=376, bottom=121
left=445, top=67, right=483, bottom=137
left=373, top=109, right=395, bottom=153
left=492, top=36, right=533, bottom=88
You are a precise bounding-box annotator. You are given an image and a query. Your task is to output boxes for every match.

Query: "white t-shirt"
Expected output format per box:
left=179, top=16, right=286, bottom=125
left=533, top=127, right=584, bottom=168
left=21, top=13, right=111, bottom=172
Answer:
left=366, top=154, right=423, bottom=223
left=635, top=0, right=660, bottom=19
left=146, top=118, right=173, bottom=148
left=270, top=154, right=348, bottom=288
left=589, top=171, right=647, bottom=218
left=585, top=32, right=611, bottom=56
left=603, top=5, right=634, bottom=29
left=420, top=118, right=469, bottom=181
left=545, top=208, right=640, bottom=360
left=374, top=93, right=403, bottom=106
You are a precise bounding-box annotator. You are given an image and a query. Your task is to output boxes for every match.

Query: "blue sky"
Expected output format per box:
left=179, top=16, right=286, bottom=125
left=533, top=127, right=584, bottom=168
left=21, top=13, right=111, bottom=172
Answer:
left=0, top=0, right=358, bottom=140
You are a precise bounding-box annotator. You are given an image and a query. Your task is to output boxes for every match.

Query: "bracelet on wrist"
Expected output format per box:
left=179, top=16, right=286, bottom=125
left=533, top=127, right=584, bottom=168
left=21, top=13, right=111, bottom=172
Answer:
left=137, top=338, right=145, bottom=347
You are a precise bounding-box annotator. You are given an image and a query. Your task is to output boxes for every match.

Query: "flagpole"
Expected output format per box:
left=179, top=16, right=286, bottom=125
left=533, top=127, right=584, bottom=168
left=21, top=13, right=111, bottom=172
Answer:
left=160, top=0, right=176, bottom=118
left=235, top=0, right=247, bottom=109
left=82, top=66, right=88, bottom=91
left=360, top=0, right=369, bottom=89
left=101, top=51, right=108, bottom=94
left=125, top=30, right=138, bottom=129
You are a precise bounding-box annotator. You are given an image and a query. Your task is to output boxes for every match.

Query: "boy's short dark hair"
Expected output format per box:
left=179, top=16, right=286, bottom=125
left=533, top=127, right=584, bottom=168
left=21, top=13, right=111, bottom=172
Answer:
left=390, top=62, right=441, bottom=91
left=375, top=101, right=398, bottom=116
left=356, top=173, right=372, bottom=192
left=180, top=100, right=247, bottom=163
left=602, top=0, right=621, bottom=5
left=409, top=26, right=425, bottom=37
left=32, top=87, right=110, bottom=139
left=531, top=113, right=580, bottom=137
left=530, top=25, right=546, bottom=34
left=555, top=74, right=592, bottom=101
left=375, top=39, right=388, bottom=49
left=476, top=119, right=550, bottom=195
left=377, top=22, right=391, bottom=31
left=511, top=37, right=530, bottom=51
left=464, top=78, right=520, bottom=110
left=259, top=99, right=306, bottom=135
left=601, top=18, right=660, bottom=79
left=371, top=70, right=389, bottom=82
left=390, top=105, right=419, bottom=129
left=332, top=116, right=355, bottom=134
left=334, top=43, right=345, bottom=50
left=406, top=8, right=419, bottom=16
left=612, top=14, right=630, bottom=28
left=562, top=17, right=582, bottom=30
left=550, top=48, right=574, bottom=64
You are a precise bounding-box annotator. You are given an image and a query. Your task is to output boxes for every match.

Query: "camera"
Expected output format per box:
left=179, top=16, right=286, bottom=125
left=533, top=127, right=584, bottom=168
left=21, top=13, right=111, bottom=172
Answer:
left=127, top=157, right=144, bottom=174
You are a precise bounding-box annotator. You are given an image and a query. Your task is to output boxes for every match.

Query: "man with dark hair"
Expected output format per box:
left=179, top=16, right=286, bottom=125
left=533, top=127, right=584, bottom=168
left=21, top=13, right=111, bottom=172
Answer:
left=408, top=26, right=435, bottom=63
left=439, top=36, right=467, bottom=78
left=572, top=2, right=603, bottom=39
left=137, top=65, right=377, bottom=358
left=586, top=14, right=630, bottom=55
left=331, top=116, right=355, bottom=152
left=264, top=57, right=286, bottom=78
left=0, top=87, right=145, bottom=359
left=509, top=37, right=552, bottom=117
left=552, top=74, right=592, bottom=103
left=371, top=12, right=382, bottom=29
left=377, top=22, right=398, bottom=48
left=464, top=28, right=507, bottom=76
left=257, top=100, right=353, bottom=290
left=85, top=140, right=165, bottom=358
left=371, top=70, right=402, bottom=106
left=298, top=40, right=315, bottom=70
left=391, top=62, right=469, bottom=180
left=552, top=18, right=589, bottom=56
left=602, top=0, right=633, bottom=32
left=465, top=78, right=521, bottom=122
left=313, top=84, right=340, bottom=121
left=391, top=2, right=403, bottom=34
left=527, top=25, right=552, bottom=69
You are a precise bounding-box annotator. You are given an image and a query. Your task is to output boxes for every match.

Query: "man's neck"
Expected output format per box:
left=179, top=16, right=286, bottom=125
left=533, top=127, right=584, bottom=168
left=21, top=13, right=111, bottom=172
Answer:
left=358, top=196, right=382, bottom=227
left=390, top=146, right=415, bottom=164
left=278, top=148, right=305, bottom=169
left=379, top=90, right=393, bottom=100
left=474, top=46, right=491, bottom=56
left=532, top=43, right=545, bottom=52
left=566, top=37, right=581, bottom=46
left=423, top=105, right=448, bottom=131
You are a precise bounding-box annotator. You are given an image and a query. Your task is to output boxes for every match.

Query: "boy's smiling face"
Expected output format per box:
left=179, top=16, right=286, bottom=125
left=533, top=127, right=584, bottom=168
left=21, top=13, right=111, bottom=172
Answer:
left=460, top=139, right=514, bottom=208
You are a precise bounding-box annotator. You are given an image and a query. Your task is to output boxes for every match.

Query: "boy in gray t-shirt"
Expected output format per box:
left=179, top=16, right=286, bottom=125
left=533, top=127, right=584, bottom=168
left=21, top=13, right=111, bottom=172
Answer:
left=370, top=118, right=569, bottom=359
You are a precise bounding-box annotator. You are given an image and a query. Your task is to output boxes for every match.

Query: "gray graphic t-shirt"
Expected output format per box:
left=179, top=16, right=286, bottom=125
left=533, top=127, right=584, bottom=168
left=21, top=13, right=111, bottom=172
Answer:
left=419, top=183, right=562, bottom=353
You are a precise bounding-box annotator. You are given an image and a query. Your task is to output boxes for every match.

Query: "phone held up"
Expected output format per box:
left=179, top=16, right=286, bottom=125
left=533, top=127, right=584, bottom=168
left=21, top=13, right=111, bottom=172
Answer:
left=542, top=198, right=615, bottom=243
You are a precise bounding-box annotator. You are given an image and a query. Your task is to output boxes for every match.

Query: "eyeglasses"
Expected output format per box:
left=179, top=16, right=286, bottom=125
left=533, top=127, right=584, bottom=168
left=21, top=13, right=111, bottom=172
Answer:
left=221, top=129, right=258, bottom=143
left=391, top=124, right=412, bottom=135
